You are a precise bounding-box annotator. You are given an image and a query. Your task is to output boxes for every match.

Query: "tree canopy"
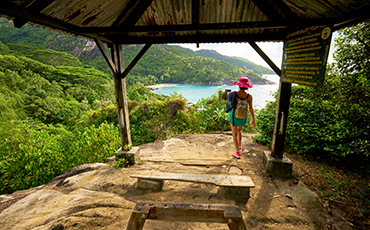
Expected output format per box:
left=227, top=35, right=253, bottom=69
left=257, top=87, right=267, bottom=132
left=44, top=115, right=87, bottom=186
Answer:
left=254, top=22, right=370, bottom=160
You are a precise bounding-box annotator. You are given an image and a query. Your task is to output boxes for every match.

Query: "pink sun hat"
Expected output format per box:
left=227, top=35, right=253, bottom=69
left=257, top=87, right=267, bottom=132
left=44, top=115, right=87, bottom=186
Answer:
left=233, top=77, right=253, bottom=88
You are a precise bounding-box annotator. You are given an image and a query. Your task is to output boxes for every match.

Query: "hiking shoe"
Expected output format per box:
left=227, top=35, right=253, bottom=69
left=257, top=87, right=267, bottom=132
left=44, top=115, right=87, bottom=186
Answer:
left=239, top=146, right=243, bottom=151
left=233, top=151, right=241, bottom=159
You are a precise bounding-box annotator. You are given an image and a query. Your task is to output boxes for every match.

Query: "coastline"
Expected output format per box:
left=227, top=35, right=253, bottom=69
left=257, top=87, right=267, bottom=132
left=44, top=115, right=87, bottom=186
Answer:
left=147, top=75, right=277, bottom=91
left=146, top=83, right=178, bottom=91
left=146, top=75, right=279, bottom=109
left=146, top=82, right=232, bottom=91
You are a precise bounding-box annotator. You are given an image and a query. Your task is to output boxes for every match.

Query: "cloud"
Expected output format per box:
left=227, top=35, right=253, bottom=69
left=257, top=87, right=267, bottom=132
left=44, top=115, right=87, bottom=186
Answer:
left=170, top=42, right=282, bottom=68
left=170, top=31, right=338, bottom=69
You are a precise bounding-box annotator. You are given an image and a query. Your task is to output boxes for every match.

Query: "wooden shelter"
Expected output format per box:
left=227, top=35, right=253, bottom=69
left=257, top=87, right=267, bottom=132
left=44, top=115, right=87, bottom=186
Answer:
left=1, top=0, right=370, bottom=160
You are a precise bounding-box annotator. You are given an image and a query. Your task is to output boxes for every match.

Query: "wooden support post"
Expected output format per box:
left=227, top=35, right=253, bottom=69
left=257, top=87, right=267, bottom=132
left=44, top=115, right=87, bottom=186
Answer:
left=271, top=81, right=291, bottom=159
left=111, top=44, right=132, bottom=148
left=249, top=41, right=292, bottom=159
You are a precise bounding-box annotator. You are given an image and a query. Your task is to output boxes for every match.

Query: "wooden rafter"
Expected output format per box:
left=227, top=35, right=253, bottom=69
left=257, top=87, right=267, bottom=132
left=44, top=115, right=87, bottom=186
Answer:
left=333, top=4, right=370, bottom=30
left=268, top=0, right=298, bottom=21
left=192, top=0, right=200, bottom=25
left=13, top=0, right=55, bottom=28
left=112, top=0, right=141, bottom=27
left=250, top=0, right=297, bottom=21
left=26, top=0, right=55, bottom=12
left=112, top=0, right=154, bottom=27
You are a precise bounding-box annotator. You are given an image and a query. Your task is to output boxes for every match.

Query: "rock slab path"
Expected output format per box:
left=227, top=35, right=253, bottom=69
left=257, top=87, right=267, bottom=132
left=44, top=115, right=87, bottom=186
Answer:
left=0, top=133, right=333, bottom=229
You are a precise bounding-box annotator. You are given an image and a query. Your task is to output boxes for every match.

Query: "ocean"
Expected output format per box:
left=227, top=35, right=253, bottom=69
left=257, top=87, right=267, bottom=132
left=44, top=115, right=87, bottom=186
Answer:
left=152, top=74, right=280, bottom=110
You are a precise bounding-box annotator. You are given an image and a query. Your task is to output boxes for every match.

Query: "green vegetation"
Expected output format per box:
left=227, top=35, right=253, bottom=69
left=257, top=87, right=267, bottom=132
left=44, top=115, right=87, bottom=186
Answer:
left=0, top=48, right=118, bottom=193
left=121, top=44, right=260, bottom=84
left=190, top=48, right=274, bottom=75
left=253, top=22, right=370, bottom=161
left=0, top=18, right=271, bottom=83
left=253, top=22, right=370, bottom=219
left=0, top=37, right=259, bottom=194
left=0, top=17, right=369, bottom=223
left=7, top=43, right=82, bottom=67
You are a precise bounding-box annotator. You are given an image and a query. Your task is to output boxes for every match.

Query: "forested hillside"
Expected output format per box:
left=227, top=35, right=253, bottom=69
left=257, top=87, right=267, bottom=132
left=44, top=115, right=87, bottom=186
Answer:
left=0, top=18, right=272, bottom=85
left=176, top=47, right=274, bottom=75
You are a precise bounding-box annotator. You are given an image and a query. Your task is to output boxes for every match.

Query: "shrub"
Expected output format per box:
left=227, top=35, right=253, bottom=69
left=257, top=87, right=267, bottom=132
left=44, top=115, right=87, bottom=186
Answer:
left=253, top=84, right=370, bottom=160
left=0, top=122, right=120, bottom=194
left=87, top=105, right=118, bottom=127
left=166, top=99, right=186, bottom=117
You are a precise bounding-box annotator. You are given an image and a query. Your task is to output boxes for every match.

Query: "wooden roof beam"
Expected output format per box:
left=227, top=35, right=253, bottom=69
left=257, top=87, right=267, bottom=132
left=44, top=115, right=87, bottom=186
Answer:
left=333, top=4, right=370, bottom=31
left=12, top=17, right=28, bottom=28
left=78, top=21, right=304, bottom=34
left=0, top=1, right=113, bottom=43
left=13, top=0, right=57, bottom=28
left=110, top=33, right=286, bottom=44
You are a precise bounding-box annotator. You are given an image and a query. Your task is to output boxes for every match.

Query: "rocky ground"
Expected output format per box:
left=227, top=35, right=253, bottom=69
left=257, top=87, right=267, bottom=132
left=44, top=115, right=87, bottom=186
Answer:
left=0, top=133, right=359, bottom=229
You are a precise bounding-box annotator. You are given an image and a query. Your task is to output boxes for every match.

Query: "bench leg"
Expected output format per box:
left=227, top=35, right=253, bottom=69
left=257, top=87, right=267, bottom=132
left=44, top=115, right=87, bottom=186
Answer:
left=227, top=217, right=247, bottom=230
left=126, top=202, right=247, bottom=230
left=126, top=202, right=150, bottom=230
left=126, top=212, right=147, bottom=230
left=223, top=205, right=247, bottom=230
left=137, top=178, right=164, bottom=191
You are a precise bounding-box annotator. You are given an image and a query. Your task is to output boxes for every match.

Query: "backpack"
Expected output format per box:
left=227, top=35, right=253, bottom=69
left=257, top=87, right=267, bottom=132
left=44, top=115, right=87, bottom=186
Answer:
left=234, top=94, right=249, bottom=119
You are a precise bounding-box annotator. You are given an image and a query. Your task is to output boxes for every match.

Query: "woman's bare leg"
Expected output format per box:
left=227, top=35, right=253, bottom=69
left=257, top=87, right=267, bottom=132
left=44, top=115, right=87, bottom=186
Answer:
left=237, top=126, right=242, bottom=150
left=230, top=122, right=239, bottom=153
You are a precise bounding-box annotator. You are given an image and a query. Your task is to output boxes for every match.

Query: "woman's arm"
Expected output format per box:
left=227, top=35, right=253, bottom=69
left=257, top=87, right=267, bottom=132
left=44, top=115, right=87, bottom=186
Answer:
left=248, top=94, right=256, bottom=127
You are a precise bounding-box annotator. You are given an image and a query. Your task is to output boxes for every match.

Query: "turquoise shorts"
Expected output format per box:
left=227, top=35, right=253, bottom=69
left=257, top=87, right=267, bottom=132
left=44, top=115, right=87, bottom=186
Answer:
left=229, top=107, right=248, bottom=126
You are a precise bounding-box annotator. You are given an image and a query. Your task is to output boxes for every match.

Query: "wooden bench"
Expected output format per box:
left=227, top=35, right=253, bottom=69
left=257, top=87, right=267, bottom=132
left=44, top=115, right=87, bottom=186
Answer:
left=126, top=201, right=247, bottom=230
left=130, top=172, right=254, bottom=201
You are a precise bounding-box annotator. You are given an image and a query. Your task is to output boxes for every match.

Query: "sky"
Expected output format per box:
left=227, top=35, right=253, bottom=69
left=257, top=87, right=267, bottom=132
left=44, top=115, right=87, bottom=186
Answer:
left=170, top=32, right=339, bottom=69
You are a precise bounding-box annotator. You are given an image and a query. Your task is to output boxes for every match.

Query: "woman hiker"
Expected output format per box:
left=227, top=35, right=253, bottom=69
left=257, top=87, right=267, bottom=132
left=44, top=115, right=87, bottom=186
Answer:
left=226, top=77, right=256, bottom=159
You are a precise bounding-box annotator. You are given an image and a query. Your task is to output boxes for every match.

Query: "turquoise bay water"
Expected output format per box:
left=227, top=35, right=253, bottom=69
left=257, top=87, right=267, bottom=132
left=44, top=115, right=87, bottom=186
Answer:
left=153, top=74, right=280, bottom=110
